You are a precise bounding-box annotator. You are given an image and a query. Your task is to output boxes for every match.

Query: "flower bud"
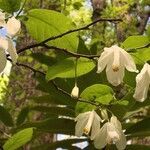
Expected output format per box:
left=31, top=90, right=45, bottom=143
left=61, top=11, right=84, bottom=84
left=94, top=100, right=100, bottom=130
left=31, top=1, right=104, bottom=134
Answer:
left=71, top=85, right=79, bottom=98
left=101, top=109, right=108, bottom=121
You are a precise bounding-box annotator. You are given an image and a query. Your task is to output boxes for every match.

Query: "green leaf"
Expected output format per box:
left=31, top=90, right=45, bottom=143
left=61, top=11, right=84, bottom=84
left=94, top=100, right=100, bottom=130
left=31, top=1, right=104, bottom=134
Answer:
left=110, top=93, right=136, bottom=119
left=31, top=94, right=75, bottom=106
left=124, top=70, right=136, bottom=87
left=17, top=106, right=75, bottom=125
left=75, top=102, right=96, bottom=114
left=16, top=107, right=30, bottom=126
left=131, top=48, right=150, bottom=64
left=0, top=0, right=22, bottom=13
left=30, top=53, right=57, bottom=66
left=3, top=128, right=33, bottom=150
left=31, top=138, right=87, bottom=150
left=125, top=145, right=150, bottom=150
left=96, top=94, right=114, bottom=105
left=30, top=106, right=75, bottom=117
left=34, top=74, right=76, bottom=107
left=18, top=118, right=75, bottom=135
left=25, top=9, right=78, bottom=51
left=77, top=37, right=90, bottom=54
left=122, top=36, right=150, bottom=50
left=46, top=57, right=95, bottom=81
left=125, top=118, right=150, bottom=137
left=81, top=84, right=114, bottom=105
left=0, top=106, right=13, bottom=127
left=109, top=144, right=150, bottom=150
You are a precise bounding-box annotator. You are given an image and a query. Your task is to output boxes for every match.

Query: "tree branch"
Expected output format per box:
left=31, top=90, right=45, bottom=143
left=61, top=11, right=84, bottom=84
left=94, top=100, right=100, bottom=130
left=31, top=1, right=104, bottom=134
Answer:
left=43, top=44, right=99, bottom=59
left=16, top=63, right=99, bottom=107
left=17, top=18, right=122, bottom=54
left=16, top=63, right=45, bottom=75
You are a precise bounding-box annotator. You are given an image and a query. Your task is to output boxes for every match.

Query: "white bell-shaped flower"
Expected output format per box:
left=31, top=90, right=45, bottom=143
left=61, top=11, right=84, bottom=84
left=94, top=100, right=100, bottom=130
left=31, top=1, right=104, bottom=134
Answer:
left=75, top=110, right=101, bottom=140
left=97, top=45, right=138, bottom=86
left=71, top=84, right=79, bottom=98
left=6, top=16, right=21, bottom=37
left=94, top=116, right=126, bottom=150
left=133, top=63, right=150, bottom=102
left=0, top=11, right=5, bottom=27
left=0, top=15, right=20, bottom=73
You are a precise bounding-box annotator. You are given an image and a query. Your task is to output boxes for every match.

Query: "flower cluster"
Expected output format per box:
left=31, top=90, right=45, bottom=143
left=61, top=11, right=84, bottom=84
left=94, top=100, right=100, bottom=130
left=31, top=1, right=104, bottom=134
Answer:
left=73, top=45, right=150, bottom=149
left=97, top=45, right=150, bottom=102
left=75, top=111, right=126, bottom=150
left=0, top=11, right=21, bottom=73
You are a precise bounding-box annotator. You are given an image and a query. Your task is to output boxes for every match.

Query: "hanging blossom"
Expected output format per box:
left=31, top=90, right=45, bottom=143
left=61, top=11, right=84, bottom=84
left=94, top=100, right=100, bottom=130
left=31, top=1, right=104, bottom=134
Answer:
left=94, top=116, right=126, bottom=150
left=71, top=84, right=79, bottom=98
left=97, top=45, right=138, bottom=86
left=0, top=11, right=21, bottom=73
left=133, top=63, right=150, bottom=102
left=75, top=110, right=102, bottom=140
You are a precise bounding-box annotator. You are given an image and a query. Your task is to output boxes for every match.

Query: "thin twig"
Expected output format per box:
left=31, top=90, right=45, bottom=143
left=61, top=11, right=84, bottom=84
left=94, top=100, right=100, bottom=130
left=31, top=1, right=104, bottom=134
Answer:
left=16, top=0, right=27, bottom=18
left=43, top=44, right=99, bottom=59
left=16, top=63, right=99, bottom=107
left=17, top=18, right=122, bottom=54
left=0, top=128, right=11, bottom=138
left=16, top=63, right=45, bottom=75
left=52, top=81, right=99, bottom=106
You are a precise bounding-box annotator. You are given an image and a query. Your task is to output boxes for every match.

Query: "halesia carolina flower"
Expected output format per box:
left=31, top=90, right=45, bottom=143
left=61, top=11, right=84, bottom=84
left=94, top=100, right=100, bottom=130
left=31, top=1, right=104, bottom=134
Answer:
left=94, top=116, right=126, bottom=150
left=0, top=37, right=18, bottom=73
left=97, top=45, right=138, bottom=86
left=0, top=15, right=20, bottom=73
left=133, top=63, right=150, bottom=102
left=75, top=110, right=102, bottom=140
left=71, top=85, right=79, bottom=98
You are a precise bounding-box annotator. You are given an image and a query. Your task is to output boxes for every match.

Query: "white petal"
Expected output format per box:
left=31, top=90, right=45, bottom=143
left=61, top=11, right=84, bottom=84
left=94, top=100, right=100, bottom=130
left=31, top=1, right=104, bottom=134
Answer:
left=83, top=110, right=95, bottom=135
left=7, top=38, right=18, bottom=63
left=116, top=131, right=126, bottom=150
left=0, top=49, right=7, bottom=73
left=94, top=123, right=107, bottom=149
left=119, top=48, right=137, bottom=72
left=106, top=64, right=125, bottom=86
left=110, top=116, right=126, bottom=149
left=106, top=123, right=120, bottom=143
left=0, top=37, right=8, bottom=50
left=110, top=116, right=122, bottom=131
left=133, top=63, right=150, bottom=102
left=2, top=60, right=12, bottom=76
left=133, top=84, right=149, bottom=102
left=97, top=48, right=113, bottom=73
left=75, top=111, right=91, bottom=121
left=136, top=63, right=150, bottom=82
left=91, top=111, right=101, bottom=140
left=75, top=113, right=89, bottom=137
left=6, top=17, right=21, bottom=37
left=0, top=11, right=5, bottom=27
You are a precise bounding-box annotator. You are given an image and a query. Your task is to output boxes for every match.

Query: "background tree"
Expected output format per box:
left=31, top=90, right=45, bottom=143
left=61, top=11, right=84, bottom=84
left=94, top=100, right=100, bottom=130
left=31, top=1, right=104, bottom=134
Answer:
left=0, top=0, right=150, bottom=150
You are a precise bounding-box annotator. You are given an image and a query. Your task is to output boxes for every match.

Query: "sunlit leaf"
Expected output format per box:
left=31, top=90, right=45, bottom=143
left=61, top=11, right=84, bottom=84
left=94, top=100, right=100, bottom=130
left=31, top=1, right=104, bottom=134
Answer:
left=3, top=128, right=33, bottom=150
